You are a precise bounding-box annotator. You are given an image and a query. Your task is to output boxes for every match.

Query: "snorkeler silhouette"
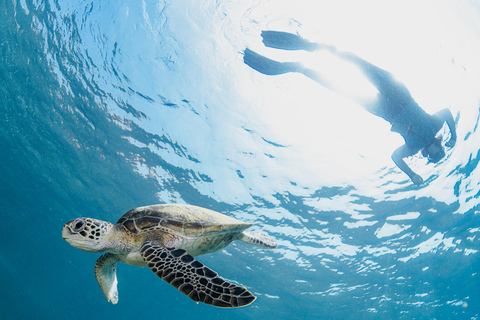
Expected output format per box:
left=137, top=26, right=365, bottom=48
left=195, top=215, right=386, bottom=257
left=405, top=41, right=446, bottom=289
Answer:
left=244, top=31, right=457, bottom=185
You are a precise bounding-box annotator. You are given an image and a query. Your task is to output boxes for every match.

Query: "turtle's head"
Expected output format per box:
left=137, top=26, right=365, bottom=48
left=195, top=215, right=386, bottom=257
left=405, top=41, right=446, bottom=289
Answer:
left=62, top=218, right=112, bottom=253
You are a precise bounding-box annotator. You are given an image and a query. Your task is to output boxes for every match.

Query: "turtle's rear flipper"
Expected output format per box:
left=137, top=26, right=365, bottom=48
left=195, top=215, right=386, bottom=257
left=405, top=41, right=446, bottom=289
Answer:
left=238, top=231, right=278, bottom=249
left=95, top=253, right=120, bottom=304
left=140, top=241, right=256, bottom=308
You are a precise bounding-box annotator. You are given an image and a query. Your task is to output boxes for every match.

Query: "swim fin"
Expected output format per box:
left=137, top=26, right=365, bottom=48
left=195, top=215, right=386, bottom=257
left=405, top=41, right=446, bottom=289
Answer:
left=261, top=30, right=319, bottom=51
left=243, top=48, right=302, bottom=76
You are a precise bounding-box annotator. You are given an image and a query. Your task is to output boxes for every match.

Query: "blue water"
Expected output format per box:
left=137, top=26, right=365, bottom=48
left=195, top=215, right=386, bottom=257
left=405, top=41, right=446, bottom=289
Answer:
left=2, top=0, right=480, bottom=319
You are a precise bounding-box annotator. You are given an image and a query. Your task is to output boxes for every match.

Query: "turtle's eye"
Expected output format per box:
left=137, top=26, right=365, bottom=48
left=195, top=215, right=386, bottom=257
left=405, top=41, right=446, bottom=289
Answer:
left=72, top=219, right=85, bottom=231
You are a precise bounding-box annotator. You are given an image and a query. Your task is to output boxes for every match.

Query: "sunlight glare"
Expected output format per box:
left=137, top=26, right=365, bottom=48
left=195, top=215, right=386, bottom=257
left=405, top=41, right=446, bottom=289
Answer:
left=301, top=51, right=379, bottom=105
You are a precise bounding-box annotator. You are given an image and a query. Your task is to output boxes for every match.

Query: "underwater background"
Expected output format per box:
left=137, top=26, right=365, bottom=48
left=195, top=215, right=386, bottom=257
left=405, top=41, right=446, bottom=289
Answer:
left=1, top=0, right=480, bottom=319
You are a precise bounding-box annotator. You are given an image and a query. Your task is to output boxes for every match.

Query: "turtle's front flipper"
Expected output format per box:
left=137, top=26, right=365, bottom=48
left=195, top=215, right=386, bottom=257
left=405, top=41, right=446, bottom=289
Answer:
left=95, top=253, right=121, bottom=304
left=238, top=231, right=278, bottom=249
left=140, top=241, right=256, bottom=308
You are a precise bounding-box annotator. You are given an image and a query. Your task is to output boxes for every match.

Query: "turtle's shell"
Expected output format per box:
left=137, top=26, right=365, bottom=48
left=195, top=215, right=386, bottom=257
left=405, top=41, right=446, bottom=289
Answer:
left=116, top=204, right=252, bottom=237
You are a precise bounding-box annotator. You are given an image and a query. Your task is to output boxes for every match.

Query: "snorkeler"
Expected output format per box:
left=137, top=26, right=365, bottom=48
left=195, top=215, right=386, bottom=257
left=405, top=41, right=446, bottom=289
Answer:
left=243, top=31, right=457, bottom=185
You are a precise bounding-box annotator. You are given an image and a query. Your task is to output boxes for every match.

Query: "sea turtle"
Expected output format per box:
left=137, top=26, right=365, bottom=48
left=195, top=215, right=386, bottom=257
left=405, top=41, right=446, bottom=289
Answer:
left=62, top=204, right=277, bottom=308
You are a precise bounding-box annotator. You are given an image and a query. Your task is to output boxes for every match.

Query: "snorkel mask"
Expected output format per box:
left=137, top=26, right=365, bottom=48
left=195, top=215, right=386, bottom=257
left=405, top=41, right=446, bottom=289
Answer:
left=422, top=137, right=445, bottom=163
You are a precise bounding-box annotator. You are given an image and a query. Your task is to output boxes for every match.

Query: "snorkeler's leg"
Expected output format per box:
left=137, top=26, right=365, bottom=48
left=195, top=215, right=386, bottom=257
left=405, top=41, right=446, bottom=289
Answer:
left=244, top=45, right=402, bottom=117
left=261, top=31, right=360, bottom=54
left=261, top=31, right=321, bottom=51
left=334, top=51, right=398, bottom=90
left=243, top=48, right=303, bottom=75
left=256, top=30, right=398, bottom=89
left=244, top=48, right=333, bottom=87
left=260, top=31, right=405, bottom=90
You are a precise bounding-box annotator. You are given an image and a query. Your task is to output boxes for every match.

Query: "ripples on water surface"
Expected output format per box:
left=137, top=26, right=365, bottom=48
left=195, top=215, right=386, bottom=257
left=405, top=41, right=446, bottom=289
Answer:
left=1, top=0, right=480, bottom=319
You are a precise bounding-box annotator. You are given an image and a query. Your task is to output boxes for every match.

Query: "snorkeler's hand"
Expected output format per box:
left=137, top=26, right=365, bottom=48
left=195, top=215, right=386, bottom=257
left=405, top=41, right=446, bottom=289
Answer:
left=446, top=137, right=456, bottom=148
left=411, top=174, right=424, bottom=185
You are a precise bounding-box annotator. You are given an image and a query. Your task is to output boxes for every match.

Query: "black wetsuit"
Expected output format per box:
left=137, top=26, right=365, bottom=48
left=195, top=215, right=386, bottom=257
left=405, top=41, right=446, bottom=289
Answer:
left=389, top=104, right=439, bottom=152
left=354, top=55, right=439, bottom=152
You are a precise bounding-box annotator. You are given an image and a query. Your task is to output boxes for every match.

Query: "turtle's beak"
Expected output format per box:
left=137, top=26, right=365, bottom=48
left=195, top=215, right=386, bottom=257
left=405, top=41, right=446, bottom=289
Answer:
left=62, top=224, right=81, bottom=246
left=62, top=224, right=73, bottom=240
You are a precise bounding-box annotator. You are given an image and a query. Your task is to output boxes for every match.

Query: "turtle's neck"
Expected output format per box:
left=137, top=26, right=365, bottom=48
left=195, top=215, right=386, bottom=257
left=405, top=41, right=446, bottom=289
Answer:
left=105, top=224, right=134, bottom=254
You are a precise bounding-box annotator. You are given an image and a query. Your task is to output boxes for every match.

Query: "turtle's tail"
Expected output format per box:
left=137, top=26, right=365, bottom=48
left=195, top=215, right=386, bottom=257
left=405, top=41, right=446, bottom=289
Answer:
left=239, top=231, right=278, bottom=249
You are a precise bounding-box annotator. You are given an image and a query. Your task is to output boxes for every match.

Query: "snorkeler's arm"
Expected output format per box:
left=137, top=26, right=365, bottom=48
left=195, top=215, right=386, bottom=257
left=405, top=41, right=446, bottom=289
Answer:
left=391, top=145, right=424, bottom=185
left=434, top=109, right=457, bottom=147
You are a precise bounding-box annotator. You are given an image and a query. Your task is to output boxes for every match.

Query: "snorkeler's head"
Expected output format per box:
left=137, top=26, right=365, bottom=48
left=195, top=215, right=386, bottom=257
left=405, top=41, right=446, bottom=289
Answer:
left=421, top=136, right=445, bottom=163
